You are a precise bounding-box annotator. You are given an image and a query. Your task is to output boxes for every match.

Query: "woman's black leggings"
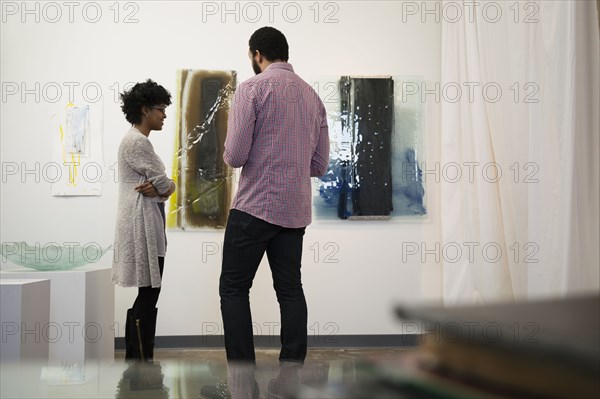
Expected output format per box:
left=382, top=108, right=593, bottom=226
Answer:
left=132, top=257, right=164, bottom=317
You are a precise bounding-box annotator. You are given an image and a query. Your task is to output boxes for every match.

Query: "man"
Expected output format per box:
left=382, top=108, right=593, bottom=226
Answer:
left=219, top=26, right=330, bottom=396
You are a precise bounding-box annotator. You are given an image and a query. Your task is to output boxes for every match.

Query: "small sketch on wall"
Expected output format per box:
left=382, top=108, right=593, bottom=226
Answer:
left=51, top=102, right=104, bottom=196
left=64, top=104, right=89, bottom=155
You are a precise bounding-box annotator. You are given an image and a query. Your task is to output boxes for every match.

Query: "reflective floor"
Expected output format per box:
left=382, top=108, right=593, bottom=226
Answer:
left=0, top=348, right=412, bottom=399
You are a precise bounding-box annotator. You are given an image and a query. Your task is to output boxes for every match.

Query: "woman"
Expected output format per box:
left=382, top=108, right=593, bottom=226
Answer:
left=113, top=79, right=175, bottom=362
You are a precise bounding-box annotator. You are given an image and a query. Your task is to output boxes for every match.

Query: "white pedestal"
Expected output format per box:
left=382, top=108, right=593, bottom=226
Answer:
left=1, top=264, right=114, bottom=377
left=0, top=278, right=51, bottom=361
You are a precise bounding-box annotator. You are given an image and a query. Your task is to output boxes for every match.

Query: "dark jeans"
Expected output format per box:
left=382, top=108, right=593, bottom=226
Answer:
left=219, top=209, right=307, bottom=364
left=132, top=257, right=165, bottom=317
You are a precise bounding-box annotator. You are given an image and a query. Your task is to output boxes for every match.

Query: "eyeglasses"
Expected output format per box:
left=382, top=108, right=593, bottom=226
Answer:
left=152, top=106, right=167, bottom=115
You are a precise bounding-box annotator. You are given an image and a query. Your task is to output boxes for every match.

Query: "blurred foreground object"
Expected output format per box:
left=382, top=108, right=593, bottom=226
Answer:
left=298, top=295, right=599, bottom=398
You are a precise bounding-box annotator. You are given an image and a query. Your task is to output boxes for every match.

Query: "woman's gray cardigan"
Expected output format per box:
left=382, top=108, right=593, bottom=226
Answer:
left=112, top=128, right=175, bottom=288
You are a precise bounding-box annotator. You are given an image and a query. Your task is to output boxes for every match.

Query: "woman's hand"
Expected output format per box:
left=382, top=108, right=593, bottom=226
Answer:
left=135, top=181, right=159, bottom=197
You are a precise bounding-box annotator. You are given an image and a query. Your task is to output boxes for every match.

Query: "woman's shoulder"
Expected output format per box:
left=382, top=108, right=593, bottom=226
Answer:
left=121, top=128, right=150, bottom=147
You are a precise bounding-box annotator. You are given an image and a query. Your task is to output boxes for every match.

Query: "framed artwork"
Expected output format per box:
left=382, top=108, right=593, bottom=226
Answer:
left=312, top=76, right=426, bottom=220
left=168, top=69, right=236, bottom=230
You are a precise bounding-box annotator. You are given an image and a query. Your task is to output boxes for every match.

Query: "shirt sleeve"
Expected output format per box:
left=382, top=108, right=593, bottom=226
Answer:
left=224, top=82, right=257, bottom=168
left=310, top=103, right=330, bottom=177
left=145, top=181, right=175, bottom=202
left=124, top=136, right=173, bottom=195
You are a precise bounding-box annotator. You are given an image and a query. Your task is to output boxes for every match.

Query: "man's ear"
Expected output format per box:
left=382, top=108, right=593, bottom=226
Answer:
left=255, top=50, right=264, bottom=64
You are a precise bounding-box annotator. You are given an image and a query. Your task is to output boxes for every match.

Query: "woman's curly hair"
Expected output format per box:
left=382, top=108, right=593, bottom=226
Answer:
left=120, top=79, right=172, bottom=124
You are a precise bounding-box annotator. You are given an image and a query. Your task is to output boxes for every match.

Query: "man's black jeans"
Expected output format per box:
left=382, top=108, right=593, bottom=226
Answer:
left=219, top=209, right=307, bottom=363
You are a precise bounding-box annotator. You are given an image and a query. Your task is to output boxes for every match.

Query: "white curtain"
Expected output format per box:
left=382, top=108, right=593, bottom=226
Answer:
left=441, top=0, right=599, bottom=304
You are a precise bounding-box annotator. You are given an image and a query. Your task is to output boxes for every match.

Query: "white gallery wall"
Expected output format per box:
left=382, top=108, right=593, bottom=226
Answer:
left=1, top=1, right=444, bottom=337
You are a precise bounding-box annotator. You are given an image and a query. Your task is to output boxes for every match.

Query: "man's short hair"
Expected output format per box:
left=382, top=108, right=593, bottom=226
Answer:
left=249, top=26, right=289, bottom=62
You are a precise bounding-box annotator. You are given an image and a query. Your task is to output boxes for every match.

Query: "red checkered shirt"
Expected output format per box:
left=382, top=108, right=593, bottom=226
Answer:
left=224, top=62, right=330, bottom=228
